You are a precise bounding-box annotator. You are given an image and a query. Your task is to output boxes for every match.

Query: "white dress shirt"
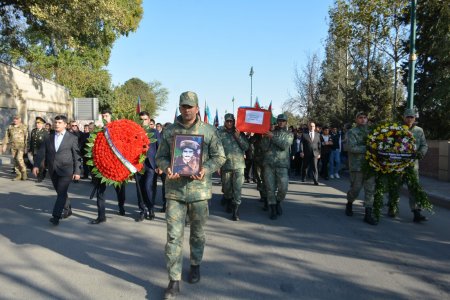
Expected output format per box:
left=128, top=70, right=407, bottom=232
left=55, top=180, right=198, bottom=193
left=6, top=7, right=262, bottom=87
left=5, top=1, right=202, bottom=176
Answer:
left=54, top=130, right=66, bottom=152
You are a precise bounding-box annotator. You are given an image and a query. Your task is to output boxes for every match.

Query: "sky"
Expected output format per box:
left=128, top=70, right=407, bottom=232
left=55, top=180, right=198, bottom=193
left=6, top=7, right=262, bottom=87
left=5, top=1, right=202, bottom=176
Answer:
left=107, top=0, right=335, bottom=124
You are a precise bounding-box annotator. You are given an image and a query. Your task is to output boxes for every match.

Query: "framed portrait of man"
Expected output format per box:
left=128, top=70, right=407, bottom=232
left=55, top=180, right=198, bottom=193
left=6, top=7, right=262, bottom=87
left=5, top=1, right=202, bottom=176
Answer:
left=171, top=134, right=204, bottom=176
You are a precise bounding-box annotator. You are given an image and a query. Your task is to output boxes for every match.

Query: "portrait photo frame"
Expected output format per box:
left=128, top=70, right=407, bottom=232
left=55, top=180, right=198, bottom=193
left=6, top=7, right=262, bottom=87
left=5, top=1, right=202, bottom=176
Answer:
left=171, top=134, right=204, bottom=176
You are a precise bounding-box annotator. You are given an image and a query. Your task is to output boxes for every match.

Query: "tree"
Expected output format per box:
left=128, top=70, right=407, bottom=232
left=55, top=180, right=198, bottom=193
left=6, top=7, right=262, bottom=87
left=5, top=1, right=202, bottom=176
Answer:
left=112, top=78, right=169, bottom=120
left=404, top=0, right=450, bottom=139
left=0, top=1, right=143, bottom=99
left=284, top=53, right=321, bottom=120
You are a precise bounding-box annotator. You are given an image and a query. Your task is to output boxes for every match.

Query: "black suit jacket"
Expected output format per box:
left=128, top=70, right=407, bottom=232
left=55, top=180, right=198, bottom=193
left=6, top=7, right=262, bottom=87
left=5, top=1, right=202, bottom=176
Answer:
left=300, top=132, right=321, bottom=157
left=35, top=131, right=82, bottom=176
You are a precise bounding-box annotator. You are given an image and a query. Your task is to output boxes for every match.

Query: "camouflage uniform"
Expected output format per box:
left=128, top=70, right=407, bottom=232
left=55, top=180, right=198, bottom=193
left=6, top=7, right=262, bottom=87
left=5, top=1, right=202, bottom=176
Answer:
left=261, top=125, right=293, bottom=207
left=218, top=119, right=249, bottom=213
left=250, top=134, right=267, bottom=201
left=388, top=123, right=428, bottom=213
left=3, top=123, right=28, bottom=179
left=346, top=124, right=375, bottom=208
left=156, top=110, right=225, bottom=281
left=29, top=127, right=49, bottom=180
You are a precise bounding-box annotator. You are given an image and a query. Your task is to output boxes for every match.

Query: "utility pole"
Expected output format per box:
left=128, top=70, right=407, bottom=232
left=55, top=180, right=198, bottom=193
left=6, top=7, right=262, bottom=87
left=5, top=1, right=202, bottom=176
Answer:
left=249, top=66, right=254, bottom=106
left=406, top=0, right=417, bottom=110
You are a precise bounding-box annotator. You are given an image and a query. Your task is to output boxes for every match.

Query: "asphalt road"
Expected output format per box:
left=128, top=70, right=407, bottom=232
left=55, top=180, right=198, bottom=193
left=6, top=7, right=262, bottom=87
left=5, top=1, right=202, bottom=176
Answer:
left=0, top=166, right=449, bottom=300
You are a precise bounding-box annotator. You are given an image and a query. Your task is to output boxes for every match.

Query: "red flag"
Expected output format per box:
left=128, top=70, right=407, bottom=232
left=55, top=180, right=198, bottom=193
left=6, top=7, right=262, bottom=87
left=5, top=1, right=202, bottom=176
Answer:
left=254, top=97, right=260, bottom=109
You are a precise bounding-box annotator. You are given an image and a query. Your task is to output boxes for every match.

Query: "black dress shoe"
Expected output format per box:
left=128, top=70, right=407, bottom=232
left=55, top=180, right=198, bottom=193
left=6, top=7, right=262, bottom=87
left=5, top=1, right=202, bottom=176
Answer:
left=118, top=207, right=125, bottom=216
left=62, top=209, right=72, bottom=219
left=49, top=217, right=59, bottom=226
left=314, top=181, right=319, bottom=186
left=90, top=218, right=106, bottom=224
left=135, top=213, right=145, bottom=222
left=188, top=265, right=200, bottom=284
left=301, top=178, right=305, bottom=182
left=145, top=209, right=155, bottom=220
left=164, top=280, right=180, bottom=299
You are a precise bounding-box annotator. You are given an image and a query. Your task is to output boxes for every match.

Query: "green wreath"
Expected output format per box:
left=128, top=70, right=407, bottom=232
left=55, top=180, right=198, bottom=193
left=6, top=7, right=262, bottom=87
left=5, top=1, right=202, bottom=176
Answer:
left=364, top=123, right=433, bottom=220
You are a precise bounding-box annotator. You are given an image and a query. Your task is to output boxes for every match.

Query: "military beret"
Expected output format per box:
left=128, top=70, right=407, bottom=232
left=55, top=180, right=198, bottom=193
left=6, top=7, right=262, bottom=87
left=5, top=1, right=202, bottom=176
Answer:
left=179, top=91, right=199, bottom=107
left=224, top=113, right=235, bottom=121
left=180, top=139, right=200, bottom=150
left=277, top=114, right=287, bottom=121
left=403, top=108, right=417, bottom=117
left=35, top=117, right=46, bottom=124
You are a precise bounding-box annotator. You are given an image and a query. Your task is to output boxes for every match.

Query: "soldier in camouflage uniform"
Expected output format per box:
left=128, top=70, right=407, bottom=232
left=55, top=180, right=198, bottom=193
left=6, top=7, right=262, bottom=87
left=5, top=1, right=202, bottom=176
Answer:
left=218, top=113, right=249, bottom=221
left=345, top=112, right=377, bottom=225
left=388, top=108, right=429, bottom=222
left=155, top=91, right=225, bottom=299
left=29, top=117, right=49, bottom=182
left=250, top=133, right=269, bottom=210
left=261, top=114, right=294, bottom=220
left=2, top=115, right=28, bottom=180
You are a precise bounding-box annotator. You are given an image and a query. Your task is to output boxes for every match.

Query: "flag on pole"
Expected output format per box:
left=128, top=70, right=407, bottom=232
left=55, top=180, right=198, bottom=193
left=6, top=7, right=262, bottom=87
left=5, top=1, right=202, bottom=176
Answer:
left=268, top=100, right=277, bottom=124
left=136, top=96, right=142, bottom=114
left=254, top=97, right=260, bottom=108
left=204, top=101, right=211, bottom=124
left=174, top=107, right=178, bottom=122
left=213, top=109, right=219, bottom=128
left=249, top=66, right=254, bottom=77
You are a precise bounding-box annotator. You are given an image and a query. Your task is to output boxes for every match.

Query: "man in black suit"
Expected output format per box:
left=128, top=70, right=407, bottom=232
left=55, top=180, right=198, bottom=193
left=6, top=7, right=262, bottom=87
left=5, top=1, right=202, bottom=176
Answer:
left=300, top=121, right=321, bottom=185
left=33, top=115, right=82, bottom=226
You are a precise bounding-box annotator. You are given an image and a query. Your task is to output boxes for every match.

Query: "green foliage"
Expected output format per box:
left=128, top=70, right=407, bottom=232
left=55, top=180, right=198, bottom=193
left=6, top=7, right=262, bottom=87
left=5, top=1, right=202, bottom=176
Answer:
left=404, top=0, right=450, bottom=139
left=0, top=0, right=143, bottom=104
left=112, top=78, right=168, bottom=119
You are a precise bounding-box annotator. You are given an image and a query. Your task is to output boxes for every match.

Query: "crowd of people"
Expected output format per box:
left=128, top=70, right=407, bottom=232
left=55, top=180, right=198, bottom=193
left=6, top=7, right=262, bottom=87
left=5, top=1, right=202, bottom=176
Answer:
left=0, top=91, right=429, bottom=299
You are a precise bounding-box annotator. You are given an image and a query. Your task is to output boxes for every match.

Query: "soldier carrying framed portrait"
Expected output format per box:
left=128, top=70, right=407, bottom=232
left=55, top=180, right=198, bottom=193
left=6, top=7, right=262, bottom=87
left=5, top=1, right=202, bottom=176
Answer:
left=171, top=134, right=204, bottom=176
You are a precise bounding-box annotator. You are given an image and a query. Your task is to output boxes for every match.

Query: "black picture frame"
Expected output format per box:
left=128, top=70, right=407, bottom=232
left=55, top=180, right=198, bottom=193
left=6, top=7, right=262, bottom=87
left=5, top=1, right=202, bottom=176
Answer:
left=171, top=134, right=204, bottom=176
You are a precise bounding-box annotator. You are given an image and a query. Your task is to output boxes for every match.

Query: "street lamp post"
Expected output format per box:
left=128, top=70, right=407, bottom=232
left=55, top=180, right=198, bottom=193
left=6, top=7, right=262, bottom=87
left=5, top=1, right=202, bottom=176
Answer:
left=406, top=0, right=417, bottom=110
left=249, top=66, right=254, bottom=106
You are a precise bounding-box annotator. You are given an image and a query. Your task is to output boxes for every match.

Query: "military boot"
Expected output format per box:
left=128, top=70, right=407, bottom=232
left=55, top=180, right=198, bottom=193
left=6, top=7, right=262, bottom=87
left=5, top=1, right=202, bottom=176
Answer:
left=12, top=173, right=22, bottom=181
left=364, top=207, right=378, bottom=225
left=387, top=206, right=397, bottom=218
left=21, top=172, right=28, bottom=180
left=413, top=209, right=428, bottom=223
left=226, top=199, right=233, bottom=213
left=269, top=204, right=277, bottom=220
left=262, top=197, right=268, bottom=211
left=164, top=280, right=180, bottom=299
left=232, top=204, right=240, bottom=221
left=276, top=201, right=283, bottom=216
left=345, top=202, right=353, bottom=216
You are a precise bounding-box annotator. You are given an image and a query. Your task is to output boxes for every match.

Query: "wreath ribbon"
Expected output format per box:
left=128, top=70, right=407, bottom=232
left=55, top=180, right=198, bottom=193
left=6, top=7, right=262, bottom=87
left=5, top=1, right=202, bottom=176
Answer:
left=104, top=127, right=138, bottom=174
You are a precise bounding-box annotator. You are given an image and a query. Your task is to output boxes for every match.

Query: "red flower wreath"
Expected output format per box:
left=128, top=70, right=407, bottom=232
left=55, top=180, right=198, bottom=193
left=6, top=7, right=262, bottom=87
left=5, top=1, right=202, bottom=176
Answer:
left=86, top=119, right=150, bottom=185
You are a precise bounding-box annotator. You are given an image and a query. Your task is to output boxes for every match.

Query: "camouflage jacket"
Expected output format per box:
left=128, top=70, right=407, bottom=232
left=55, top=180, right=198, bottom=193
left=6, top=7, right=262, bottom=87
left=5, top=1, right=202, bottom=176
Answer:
left=347, top=125, right=370, bottom=172
left=410, top=125, right=428, bottom=158
left=261, top=127, right=294, bottom=168
left=3, top=124, right=28, bottom=150
left=218, top=127, right=249, bottom=170
left=249, top=134, right=264, bottom=163
left=29, top=128, right=49, bottom=154
left=155, top=116, right=226, bottom=202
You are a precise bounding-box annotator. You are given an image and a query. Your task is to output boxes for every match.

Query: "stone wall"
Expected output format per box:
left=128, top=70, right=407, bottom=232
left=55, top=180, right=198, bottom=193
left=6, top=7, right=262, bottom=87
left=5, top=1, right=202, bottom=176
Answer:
left=420, top=140, right=450, bottom=182
left=0, top=61, right=72, bottom=141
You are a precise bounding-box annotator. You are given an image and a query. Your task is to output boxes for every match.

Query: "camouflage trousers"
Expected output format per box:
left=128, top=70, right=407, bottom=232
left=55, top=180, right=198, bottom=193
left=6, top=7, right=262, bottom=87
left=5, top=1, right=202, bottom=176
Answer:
left=11, top=148, right=27, bottom=174
left=165, top=199, right=209, bottom=281
left=253, top=159, right=267, bottom=198
left=347, top=171, right=375, bottom=207
left=221, top=168, right=244, bottom=205
left=388, top=165, right=420, bottom=211
left=263, top=166, right=289, bottom=205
